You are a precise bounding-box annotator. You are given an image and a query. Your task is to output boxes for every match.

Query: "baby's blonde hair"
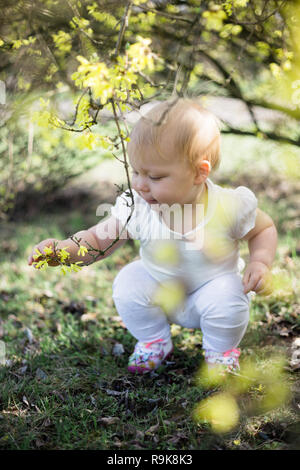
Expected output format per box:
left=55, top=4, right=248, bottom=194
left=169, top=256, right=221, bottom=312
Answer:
left=127, top=98, right=221, bottom=171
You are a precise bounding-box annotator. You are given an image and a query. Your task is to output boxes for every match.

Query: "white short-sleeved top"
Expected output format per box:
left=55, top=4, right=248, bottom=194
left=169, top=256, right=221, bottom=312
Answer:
left=111, top=178, right=257, bottom=293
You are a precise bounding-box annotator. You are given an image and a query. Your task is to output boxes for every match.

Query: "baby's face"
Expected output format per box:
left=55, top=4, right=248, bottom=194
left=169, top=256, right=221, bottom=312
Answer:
left=129, top=145, right=201, bottom=207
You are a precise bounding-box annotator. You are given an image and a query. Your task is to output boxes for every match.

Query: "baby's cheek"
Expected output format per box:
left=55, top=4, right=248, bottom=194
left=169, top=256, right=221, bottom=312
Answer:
left=155, top=185, right=172, bottom=200
left=131, top=178, right=138, bottom=192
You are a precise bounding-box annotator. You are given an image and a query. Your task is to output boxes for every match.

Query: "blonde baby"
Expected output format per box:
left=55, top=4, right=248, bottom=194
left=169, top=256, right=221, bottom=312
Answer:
left=28, top=98, right=277, bottom=374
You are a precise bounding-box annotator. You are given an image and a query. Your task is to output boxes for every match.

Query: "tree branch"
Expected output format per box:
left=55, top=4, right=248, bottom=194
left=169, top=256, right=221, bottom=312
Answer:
left=114, top=1, right=132, bottom=57
left=135, top=4, right=194, bottom=24
left=221, top=125, right=300, bottom=146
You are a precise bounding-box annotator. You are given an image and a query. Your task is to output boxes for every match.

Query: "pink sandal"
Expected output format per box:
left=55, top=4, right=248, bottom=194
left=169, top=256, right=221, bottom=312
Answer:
left=204, top=348, right=241, bottom=372
left=128, top=338, right=173, bottom=374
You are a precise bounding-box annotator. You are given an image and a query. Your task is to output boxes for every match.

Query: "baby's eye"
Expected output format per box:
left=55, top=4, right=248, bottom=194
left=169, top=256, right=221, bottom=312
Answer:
left=149, top=176, right=164, bottom=181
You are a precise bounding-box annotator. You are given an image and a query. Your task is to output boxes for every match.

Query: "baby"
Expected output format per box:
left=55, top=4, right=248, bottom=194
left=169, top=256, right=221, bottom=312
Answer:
left=28, top=98, right=277, bottom=374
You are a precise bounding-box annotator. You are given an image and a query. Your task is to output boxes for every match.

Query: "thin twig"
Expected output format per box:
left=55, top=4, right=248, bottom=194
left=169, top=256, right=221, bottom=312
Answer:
left=50, top=120, right=95, bottom=132
left=66, top=87, right=89, bottom=127
left=115, top=1, right=132, bottom=57
left=231, top=0, right=287, bottom=26
left=135, top=4, right=193, bottom=24
left=110, top=98, right=134, bottom=204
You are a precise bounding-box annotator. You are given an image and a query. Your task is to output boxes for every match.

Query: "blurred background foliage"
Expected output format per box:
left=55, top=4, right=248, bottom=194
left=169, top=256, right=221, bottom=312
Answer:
left=1, top=0, right=300, bottom=219
left=0, top=116, right=116, bottom=219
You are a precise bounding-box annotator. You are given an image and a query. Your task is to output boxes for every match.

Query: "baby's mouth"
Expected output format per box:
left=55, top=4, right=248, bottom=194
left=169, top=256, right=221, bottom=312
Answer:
left=140, top=194, right=158, bottom=204
left=146, top=198, right=158, bottom=204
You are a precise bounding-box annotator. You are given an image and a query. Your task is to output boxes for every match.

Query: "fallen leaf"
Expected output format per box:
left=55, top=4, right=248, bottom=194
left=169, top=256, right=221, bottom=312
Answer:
left=292, top=338, right=300, bottom=349
left=80, top=312, right=98, bottom=322
left=145, top=423, right=159, bottom=435
left=17, top=365, right=28, bottom=375
left=25, top=328, right=34, bottom=344
left=35, top=439, right=45, bottom=448
left=112, top=343, right=125, bottom=356
left=99, top=417, right=120, bottom=425
left=105, top=389, right=124, bottom=396
left=278, top=327, right=290, bottom=337
left=22, top=396, right=30, bottom=407
left=290, top=337, right=300, bottom=370
left=110, top=316, right=126, bottom=328
left=135, top=430, right=145, bottom=440
left=90, top=395, right=97, bottom=406
left=43, top=290, right=54, bottom=298
left=113, top=438, right=123, bottom=448
left=36, top=368, right=47, bottom=380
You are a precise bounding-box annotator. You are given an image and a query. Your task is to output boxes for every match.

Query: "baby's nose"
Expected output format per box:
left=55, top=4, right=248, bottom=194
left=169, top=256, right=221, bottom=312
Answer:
left=134, top=175, right=149, bottom=192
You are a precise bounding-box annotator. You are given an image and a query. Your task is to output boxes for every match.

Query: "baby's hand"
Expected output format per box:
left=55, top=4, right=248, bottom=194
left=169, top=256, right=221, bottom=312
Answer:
left=242, top=261, right=272, bottom=295
left=28, top=238, right=60, bottom=268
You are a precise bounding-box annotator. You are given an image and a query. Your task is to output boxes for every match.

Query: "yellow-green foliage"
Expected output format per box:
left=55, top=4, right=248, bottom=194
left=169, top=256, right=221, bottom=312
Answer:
left=153, top=241, right=180, bottom=267
left=12, top=36, right=36, bottom=49
left=223, top=0, right=249, bottom=16
left=70, top=16, right=93, bottom=36
left=71, top=36, right=154, bottom=106
left=52, top=30, right=72, bottom=55
left=152, top=280, right=186, bottom=315
left=32, top=245, right=88, bottom=275
left=193, top=392, right=240, bottom=433
left=193, top=355, right=291, bottom=434
left=202, top=9, right=227, bottom=32
left=87, top=3, right=118, bottom=28
left=219, top=23, right=242, bottom=38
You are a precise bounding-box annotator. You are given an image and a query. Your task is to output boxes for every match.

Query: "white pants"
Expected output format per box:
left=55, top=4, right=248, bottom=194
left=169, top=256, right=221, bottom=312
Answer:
left=112, top=260, right=250, bottom=353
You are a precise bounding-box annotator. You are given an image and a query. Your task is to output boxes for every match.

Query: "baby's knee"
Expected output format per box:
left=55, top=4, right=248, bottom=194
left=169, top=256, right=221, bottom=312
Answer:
left=205, top=274, right=248, bottom=305
left=203, top=295, right=249, bottom=325
left=113, top=262, right=137, bottom=299
left=201, top=301, right=249, bottom=337
left=112, top=260, right=156, bottom=304
left=196, top=275, right=250, bottom=326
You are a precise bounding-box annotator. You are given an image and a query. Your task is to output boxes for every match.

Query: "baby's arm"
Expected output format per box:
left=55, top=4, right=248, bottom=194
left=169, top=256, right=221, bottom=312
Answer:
left=28, top=216, right=128, bottom=267
left=241, top=208, right=277, bottom=295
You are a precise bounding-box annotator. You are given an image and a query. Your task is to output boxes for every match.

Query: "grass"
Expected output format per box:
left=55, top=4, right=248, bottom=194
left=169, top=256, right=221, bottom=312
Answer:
left=0, top=165, right=300, bottom=450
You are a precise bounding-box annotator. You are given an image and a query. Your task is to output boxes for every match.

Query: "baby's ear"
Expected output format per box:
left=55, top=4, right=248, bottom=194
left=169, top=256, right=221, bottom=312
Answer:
left=194, top=159, right=211, bottom=184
